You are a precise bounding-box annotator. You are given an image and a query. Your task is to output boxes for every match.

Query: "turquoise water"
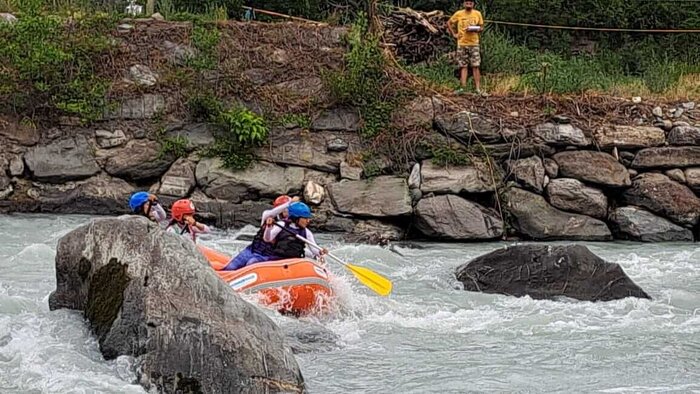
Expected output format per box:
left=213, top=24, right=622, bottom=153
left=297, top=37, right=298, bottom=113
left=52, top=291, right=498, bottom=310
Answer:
left=1, top=214, right=698, bottom=393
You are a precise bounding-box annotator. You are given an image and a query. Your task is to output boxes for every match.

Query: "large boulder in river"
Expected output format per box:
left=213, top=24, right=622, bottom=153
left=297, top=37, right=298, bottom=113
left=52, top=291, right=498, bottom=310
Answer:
left=505, top=187, right=611, bottom=241
left=196, top=158, right=304, bottom=203
left=48, top=217, right=304, bottom=393
left=545, top=178, right=608, bottom=219
left=622, top=173, right=700, bottom=226
left=553, top=151, right=630, bottom=187
left=328, top=176, right=412, bottom=217
left=24, top=135, right=100, bottom=182
left=456, top=245, right=650, bottom=301
left=609, top=206, right=694, bottom=242
left=414, top=195, right=503, bottom=240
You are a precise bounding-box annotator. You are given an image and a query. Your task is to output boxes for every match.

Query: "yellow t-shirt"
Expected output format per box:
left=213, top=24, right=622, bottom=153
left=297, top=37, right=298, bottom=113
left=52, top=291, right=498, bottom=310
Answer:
left=449, top=9, right=484, bottom=47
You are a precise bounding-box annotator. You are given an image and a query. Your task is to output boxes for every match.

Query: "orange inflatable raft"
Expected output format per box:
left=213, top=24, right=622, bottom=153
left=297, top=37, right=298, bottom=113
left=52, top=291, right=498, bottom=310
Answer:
left=198, top=245, right=334, bottom=315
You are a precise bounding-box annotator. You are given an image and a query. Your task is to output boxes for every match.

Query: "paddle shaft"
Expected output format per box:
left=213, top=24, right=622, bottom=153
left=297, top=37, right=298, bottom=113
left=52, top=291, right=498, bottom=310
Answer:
left=273, top=222, right=393, bottom=296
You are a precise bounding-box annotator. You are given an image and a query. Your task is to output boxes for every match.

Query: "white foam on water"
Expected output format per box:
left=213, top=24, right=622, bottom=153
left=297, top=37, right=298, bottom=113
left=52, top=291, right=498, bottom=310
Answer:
left=1, top=215, right=699, bottom=393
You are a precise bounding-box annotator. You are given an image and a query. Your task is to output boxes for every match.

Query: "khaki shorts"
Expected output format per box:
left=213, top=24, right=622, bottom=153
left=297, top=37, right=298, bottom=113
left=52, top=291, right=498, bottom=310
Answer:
left=456, top=45, right=481, bottom=68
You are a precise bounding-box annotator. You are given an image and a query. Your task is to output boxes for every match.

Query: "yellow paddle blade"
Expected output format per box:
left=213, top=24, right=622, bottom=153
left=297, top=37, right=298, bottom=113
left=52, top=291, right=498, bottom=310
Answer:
left=345, top=263, right=393, bottom=296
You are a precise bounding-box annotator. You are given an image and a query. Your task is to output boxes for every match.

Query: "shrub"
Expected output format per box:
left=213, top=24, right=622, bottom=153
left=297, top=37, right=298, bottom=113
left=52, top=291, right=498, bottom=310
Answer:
left=325, top=14, right=400, bottom=139
left=203, top=107, right=269, bottom=170
left=0, top=12, right=114, bottom=122
left=159, top=135, right=189, bottom=159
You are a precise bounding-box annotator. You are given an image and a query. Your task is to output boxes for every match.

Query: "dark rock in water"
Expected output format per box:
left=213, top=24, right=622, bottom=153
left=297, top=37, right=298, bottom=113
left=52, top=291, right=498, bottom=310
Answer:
left=49, top=217, right=304, bottom=393
left=455, top=244, right=650, bottom=302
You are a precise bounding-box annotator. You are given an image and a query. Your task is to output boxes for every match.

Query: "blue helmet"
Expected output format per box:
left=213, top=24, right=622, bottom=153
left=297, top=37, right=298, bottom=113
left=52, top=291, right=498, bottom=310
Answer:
left=288, top=202, right=312, bottom=219
left=129, top=191, right=150, bottom=212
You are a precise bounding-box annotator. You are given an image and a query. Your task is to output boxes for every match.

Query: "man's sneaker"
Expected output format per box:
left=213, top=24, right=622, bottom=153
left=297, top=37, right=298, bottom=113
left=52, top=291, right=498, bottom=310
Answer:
left=454, top=88, right=466, bottom=95
left=476, top=89, right=490, bottom=97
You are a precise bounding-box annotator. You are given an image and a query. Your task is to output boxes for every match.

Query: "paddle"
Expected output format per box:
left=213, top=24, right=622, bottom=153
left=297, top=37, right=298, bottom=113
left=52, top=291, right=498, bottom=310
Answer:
left=274, top=223, right=393, bottom=296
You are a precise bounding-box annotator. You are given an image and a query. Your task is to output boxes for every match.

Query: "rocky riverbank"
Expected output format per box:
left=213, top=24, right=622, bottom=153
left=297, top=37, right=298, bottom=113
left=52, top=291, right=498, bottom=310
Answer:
left=1, top=17, right=699, bottom=243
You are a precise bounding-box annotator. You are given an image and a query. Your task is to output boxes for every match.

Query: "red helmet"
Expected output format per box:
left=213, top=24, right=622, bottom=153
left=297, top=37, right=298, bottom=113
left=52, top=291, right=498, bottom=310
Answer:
left=171, top=199, right=196, bottom=222
left=273, top=195, right=291, bottom=207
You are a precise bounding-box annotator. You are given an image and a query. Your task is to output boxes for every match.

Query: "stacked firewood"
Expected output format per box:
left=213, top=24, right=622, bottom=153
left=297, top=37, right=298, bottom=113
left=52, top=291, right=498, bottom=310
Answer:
left=381, top=8, right=453, bottom=64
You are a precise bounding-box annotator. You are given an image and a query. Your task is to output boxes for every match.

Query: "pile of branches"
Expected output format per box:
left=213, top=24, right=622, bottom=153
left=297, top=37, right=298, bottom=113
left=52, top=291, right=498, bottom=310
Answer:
left=381, top=8, right=452, bottom=64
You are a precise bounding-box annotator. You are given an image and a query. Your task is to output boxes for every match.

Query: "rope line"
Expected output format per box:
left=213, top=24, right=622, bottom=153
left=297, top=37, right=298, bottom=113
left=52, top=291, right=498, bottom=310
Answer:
left=243, top=5, right=700, bottom=33
left=485, top=19, right=700, bottom=33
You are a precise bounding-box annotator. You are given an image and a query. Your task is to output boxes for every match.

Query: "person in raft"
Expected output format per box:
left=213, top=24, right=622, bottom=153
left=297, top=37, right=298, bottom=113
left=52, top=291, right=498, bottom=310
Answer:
left=129, top=191, right=168, bottom=226
left=222, top=194, right=301, bottom=271
left=446, top=0, right=488, bottom=96
left=264, top=202, right=328, bottom=261
left=166, top=199, right=210, bottom=243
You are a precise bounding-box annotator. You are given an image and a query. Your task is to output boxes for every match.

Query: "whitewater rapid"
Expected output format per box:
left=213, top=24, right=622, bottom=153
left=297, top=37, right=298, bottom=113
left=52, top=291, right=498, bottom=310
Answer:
left=1, top=214, right=698, bottom=393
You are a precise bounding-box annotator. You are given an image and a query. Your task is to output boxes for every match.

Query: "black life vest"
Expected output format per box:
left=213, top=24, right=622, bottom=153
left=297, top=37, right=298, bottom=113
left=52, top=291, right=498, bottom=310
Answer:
left=250, top=225, right=276, bottom=256
left=271, top=223, right=307, bottom=258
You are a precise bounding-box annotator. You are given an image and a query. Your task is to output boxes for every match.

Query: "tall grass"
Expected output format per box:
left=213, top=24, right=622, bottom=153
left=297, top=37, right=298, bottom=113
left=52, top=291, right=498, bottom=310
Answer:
left=410, top=28, right=700, bottom=96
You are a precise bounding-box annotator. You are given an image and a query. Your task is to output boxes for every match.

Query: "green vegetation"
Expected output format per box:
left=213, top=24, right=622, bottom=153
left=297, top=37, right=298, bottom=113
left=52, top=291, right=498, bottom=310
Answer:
left=186, top=24, right=221, bottom=70
left=325, top=14, right=405, bottom=139
left=187, top=92, right=223, bottom=121
left=159, top=135, right=189, bottom=159
left=274, top=113, right=311, bottom=129
left=245, top=0, right=700, bottom=97
left=0, top=6, right=115, bottom=122
left=203, top=106, right=269, bottom=170
left=428, top=143, right=471, bottom=167
left=158, top=0, right=242, bottom=19
left=408, top=29, right=699, bottom=95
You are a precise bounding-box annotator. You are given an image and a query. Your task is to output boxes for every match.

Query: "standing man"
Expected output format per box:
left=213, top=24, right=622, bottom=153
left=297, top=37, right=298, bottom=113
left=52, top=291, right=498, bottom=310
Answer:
left=447, top=1, right=487, bottom=96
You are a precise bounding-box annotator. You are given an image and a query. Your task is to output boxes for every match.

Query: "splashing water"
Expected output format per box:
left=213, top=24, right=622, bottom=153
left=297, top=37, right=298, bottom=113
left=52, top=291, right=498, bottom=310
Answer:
left=1, top=214, right=698, bottom=393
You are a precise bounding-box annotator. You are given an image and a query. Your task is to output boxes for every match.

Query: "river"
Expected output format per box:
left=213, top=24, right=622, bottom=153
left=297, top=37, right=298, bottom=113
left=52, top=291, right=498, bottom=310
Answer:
left=1, top=214, right=698, bottom=393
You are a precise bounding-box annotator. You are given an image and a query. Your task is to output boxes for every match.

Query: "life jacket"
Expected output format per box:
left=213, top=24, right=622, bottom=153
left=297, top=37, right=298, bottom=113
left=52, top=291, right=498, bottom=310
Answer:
left=250, top=225, right=276, bottom=256
left=271, top=223, right=307, bottom=258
